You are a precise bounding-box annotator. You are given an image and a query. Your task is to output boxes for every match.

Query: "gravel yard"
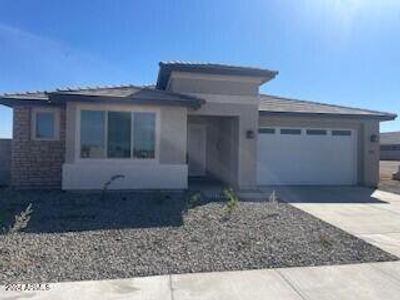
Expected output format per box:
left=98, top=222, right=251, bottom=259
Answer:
left=0, top=188, right=397, bottom=284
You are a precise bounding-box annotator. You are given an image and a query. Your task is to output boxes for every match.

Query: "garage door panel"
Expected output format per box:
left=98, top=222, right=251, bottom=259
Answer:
left=257, top=128, right=356, bottom=185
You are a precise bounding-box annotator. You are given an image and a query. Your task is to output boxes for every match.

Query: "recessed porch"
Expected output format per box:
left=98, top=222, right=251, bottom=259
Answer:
left=187, top=115, right=239, bottom=189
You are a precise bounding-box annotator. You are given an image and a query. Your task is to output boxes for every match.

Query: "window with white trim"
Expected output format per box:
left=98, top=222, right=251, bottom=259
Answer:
left=32, top=108, right=59, bottom=140
left=80, top=110, right=156, bottom=159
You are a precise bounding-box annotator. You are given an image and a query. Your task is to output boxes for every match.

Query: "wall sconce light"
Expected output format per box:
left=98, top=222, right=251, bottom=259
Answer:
left=246, top=130, right=255, bottom=139
left=370, top=134, right=379, bottom=143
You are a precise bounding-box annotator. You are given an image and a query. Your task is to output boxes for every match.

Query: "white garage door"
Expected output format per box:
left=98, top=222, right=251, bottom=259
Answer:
left=257, top=127, right=357, bottom=185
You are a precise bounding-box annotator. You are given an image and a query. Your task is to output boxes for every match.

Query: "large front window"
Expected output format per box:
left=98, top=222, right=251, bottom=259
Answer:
left=107, top=112, right=131, bottom=158
left=80, top=109, right=156, bottom=159
left=133, top=112, right=155, bottom=159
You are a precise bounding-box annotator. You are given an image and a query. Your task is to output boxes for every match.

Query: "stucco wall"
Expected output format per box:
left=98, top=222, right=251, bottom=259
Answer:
left=258, top=114, right=381, bottom=187
left=169, top=76, right=258, bottom=96
left=167, top=71, right=263, bottom=96
left=159, top=106, right=187, bottom=164
left=11, top=105, right=65, bottom=188
left=0, top=139, right=11, bottom=186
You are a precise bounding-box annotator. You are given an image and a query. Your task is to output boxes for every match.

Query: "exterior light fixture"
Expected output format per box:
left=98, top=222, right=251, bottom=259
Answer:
left=370, top=134, right=379, bottom=143
left=246, top=130, right=255, bottom=139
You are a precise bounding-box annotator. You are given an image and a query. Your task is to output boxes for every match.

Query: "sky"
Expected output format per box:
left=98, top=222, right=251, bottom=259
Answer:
left=0, top=0, right=399, bottom=138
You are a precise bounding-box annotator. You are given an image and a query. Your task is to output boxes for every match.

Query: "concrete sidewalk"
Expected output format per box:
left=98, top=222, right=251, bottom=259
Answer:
left=2, top=261, right=400, bottom=300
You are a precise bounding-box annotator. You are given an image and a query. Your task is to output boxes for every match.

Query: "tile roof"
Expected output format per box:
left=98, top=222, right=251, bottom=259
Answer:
left=0, top=84, right=205, bottom=109
left=1, top=84, right=147, bottom=99
left=259, top=94, right=396, bottom=120
left=380, top=131, right=400, bottom=145
left=157, top=61, right=278, bottom=89
left=0, top=84, right=396, bottom=120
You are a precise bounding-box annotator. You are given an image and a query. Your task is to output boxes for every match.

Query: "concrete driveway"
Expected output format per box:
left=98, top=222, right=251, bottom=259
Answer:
left=274, top=186, right=400, bottom=257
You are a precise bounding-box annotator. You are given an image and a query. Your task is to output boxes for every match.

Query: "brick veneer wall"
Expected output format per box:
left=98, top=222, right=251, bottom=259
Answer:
left=0, top=139, right=11, bottom=185
left=11, top=105, right=66, bottom=188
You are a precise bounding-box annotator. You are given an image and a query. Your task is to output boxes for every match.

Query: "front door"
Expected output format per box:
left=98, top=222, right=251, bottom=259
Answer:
left=188, top=124, right=207, bottom=176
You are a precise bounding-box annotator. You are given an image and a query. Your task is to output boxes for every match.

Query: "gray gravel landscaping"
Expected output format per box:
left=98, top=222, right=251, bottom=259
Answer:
left=0, top=188, right=398, bottom=284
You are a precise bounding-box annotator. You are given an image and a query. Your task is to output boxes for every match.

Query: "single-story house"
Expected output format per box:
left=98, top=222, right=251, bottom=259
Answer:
left=380, top=131, right=400, bottom=160
left=0, top=61, right=396, bottom=190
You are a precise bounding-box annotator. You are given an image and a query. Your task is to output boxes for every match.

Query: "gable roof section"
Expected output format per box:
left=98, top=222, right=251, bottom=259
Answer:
left=0, top=85, right=205, bottom=109
left=259, top=94, right=396, bottom=121
left=157, top=61, right=278, bottom=89
left=380, top=131, right=400, bottom=145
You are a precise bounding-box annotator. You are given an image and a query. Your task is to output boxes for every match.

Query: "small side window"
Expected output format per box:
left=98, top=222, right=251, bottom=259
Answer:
left=332, top=130, right=351, bottom=136
left=306, top=129, right=327, bottom=135
left=280, top=128, right=301, bottom=135
left=32, top=109, right=59, bottom=140
left=258, top=128, right=275, bottom=134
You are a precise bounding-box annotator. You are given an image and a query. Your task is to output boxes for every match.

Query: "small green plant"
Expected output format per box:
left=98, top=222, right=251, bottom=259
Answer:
left=3, top=203, right=33, bottom=234
left=269, top=190, right=278, bottom=206
left=102, top=174, right=125, bottom=199
left=223, top=188, right=239, bottom=214
left=186, top=192, right=202, bottom=210
left=319, top=234, right=333, bottom=248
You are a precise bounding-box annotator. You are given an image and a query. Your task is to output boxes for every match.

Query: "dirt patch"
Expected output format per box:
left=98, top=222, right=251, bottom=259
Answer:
left=379, top=161, right=400, bottom=194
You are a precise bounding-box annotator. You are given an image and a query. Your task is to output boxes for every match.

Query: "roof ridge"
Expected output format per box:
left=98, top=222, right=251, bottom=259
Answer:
left=261, top=93, right=396, bottom=117
left=159, top=60, right=278, bottom=72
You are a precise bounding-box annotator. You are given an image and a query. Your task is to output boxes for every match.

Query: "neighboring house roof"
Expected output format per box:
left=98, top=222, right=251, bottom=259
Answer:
left=259, top=94, right=397, bottom=121
left=380, top=131, right=400, bottom=145
left=156, top=61, right=278, bottom=89
left=0, top=85, right=205, bottom=109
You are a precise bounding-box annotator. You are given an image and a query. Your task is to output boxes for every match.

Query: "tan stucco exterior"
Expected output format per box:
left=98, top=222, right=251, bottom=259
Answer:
left=159, top=106, right=187, bottom=164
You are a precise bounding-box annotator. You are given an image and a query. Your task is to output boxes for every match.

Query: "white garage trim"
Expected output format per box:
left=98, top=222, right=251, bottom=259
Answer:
left=257, top=127, right=358, bottom=185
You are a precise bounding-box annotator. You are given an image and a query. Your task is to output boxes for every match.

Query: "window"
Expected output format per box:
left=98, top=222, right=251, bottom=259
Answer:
left=306, top=129, right=327, bottom=135
left=280, top=128, right=301, bottom=135
left=332, top=130, right=352, bottom=136
left=107, top=112, right=131, bottom=158
left=80, top=110, right=105, bottom=158
left=258, top=128, right=275, bottom=134
left=79, top=109, right=157, bottom=159
left=32, top=109, right=59, bottom=140
left=133, top=112, right=155, bottom=159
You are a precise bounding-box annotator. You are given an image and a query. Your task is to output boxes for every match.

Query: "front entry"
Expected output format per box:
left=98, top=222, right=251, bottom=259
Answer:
left=187, top=124, right=207, bottom=176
